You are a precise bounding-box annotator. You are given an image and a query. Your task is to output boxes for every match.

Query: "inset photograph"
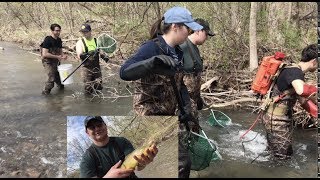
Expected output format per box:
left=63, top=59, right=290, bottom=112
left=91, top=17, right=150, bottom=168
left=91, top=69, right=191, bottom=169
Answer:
left=67, top=115, right=178, bottom=178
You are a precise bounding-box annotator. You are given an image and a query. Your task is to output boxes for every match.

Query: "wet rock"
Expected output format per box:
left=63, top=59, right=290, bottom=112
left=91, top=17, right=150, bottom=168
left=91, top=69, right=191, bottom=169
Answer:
left=26, top=168, right=41, bottom=178
left=21, top=142, right=36, bottom=152
left=10, top=170, right=21, bottom=176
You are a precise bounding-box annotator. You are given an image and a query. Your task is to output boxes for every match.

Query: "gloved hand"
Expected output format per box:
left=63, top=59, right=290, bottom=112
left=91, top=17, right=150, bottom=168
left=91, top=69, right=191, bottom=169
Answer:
left=80, top=53, right=90, bottom=61
left=189, top=120, right=201, bottom=134
left=179, top=112, right=192, bottom=125
left=153, top=55, right=177, bottom=67
left=178, top=102, right=194, bottom=131
left=196, top=97, right=204, bottom=110
left=152, top=55, right=177, bottom=76
left=120, top=55, right=177, bottom=81
left=100, top=53, right=109, bottom=63
left=300, top=99, right=317, bottom=118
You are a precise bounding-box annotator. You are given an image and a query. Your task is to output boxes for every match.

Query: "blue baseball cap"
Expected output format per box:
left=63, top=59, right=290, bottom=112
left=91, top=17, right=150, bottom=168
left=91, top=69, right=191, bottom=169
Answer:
left=164, top=6, right=203, bottom=31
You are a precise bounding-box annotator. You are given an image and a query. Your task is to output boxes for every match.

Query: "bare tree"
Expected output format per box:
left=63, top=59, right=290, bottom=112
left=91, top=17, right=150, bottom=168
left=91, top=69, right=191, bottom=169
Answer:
left=249, top=2, right=258, bottom=71
left=267, top=2, right=285, bottom=45
left=230, top=2, right=240, bottom=34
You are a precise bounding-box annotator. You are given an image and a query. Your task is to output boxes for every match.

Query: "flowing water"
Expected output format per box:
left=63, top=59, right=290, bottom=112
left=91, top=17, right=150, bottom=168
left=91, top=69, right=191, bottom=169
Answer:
left=0, top=41, right=317, bottom=178
left=0, top=42, right=133, bottom=177
left=190, top=109, right=317, bottom=178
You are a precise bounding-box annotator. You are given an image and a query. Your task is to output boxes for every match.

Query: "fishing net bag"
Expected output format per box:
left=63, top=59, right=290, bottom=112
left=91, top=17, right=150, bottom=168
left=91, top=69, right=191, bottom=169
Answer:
left=97, top=33, right=117, bottom=53
left=207, top=109, right=232, bottom=128
left=187, top=130, right=220, bottom=171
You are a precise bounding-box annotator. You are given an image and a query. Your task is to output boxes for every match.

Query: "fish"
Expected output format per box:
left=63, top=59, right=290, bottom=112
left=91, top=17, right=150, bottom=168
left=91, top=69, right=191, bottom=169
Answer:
left=120, top=118, right=178, bottom=170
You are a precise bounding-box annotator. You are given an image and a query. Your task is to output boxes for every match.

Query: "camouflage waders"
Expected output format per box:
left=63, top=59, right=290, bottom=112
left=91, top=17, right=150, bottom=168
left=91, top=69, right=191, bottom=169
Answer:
left=132, top=37, right=194, bottom=178
left=262, top=86, right=297, bottom=159
left=178, top=123, right=191, bottom=178
left=133, top=73, right=184, bottom=116
left=183, top=72, right=202, bottom=130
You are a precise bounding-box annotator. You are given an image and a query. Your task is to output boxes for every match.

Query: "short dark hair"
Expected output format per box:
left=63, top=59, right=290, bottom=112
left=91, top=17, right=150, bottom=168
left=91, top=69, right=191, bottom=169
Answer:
left=50, top=23, right=61, bottom=31
left=301, top=44, right=317, bottom=62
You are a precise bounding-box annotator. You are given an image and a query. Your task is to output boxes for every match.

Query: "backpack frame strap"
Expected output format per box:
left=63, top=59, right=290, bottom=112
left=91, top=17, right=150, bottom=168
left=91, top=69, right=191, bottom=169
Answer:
left=262, top=63, right=301, bottom=110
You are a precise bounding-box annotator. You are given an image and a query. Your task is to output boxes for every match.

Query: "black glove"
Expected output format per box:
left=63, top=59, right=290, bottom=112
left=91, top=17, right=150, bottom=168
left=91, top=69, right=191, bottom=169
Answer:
left=100, top=54, right=109, bottom=63
left=153, top=55, right=178, bottom=76
left=153, top=55, right=177, bottom=68
left=197, top=97, right=204, bottom=110
left=190, top=121, right=201, bottom=134
left=80, top=53, right=90, bottom=61
left=120, top=55, right=177, bottom=81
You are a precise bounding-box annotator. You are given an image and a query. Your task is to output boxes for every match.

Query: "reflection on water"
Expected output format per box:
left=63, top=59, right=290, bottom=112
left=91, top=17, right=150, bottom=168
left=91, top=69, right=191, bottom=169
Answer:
left=191, top=109, right=317, bottom=178
left=0, top=42, right=133, bottom=177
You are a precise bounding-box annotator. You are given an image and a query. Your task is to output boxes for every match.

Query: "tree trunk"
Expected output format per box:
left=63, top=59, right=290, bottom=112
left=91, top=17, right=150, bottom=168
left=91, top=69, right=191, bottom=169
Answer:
left=230, top=2, right=240, bottom=34
left=296, top=2, right=301, bottom=37
left=68, top=2, right=75, bottom=33
left=267, top=2, right=285, bottom=45
left=287, top=2, right=292, bottom=22
left=249, top=2, right=258, bottom=72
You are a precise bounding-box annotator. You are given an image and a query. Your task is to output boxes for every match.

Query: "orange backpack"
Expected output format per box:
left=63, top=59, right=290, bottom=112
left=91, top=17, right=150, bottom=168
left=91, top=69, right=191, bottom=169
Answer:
left=251, top=52, right=286, bottom=97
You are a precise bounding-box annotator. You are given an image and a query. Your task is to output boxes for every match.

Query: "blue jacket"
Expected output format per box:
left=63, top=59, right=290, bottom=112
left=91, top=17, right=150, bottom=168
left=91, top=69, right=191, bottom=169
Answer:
left=119, top=35, right=184, bottom=80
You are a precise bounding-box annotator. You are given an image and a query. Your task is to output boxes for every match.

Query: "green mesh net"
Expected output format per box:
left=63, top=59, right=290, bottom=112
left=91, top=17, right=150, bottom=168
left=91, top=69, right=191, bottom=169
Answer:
left=207, top=109, right=232, bottom=128
left=97, top=33, right=117, bottom=53
left=188, top=130, right=222, bottom=171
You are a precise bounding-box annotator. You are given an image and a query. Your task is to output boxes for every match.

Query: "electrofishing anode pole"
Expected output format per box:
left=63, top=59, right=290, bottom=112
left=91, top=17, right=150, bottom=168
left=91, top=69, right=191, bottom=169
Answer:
left=169, top=76, right=190, bottom=132
left=62, top=49, right=99, bottom=83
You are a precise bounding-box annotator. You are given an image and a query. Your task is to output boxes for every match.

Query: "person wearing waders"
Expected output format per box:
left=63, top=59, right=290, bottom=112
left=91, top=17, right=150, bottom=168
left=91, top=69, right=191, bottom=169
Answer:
left=262, top=44, right=318, bottom=160
left=180, top=18, right=215, bottom=134
left=40, top=23, right=67, bottom=95
left=119, top=6, right=203, bottom=178
left=79, top=116, right=158, bottom=178
left=75, top=24, right=109, bottom=96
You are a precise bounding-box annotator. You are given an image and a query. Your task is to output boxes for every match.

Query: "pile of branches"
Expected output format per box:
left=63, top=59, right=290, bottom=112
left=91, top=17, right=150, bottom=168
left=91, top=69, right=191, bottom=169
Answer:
left=200, top=68, right=317, bottom=128
left=200, top=68, right=258, bottom=110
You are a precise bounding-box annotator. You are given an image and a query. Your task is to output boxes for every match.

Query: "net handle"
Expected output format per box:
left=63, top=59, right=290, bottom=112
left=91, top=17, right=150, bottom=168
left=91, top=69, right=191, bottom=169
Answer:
left=201, top=130, right=223, bottom=160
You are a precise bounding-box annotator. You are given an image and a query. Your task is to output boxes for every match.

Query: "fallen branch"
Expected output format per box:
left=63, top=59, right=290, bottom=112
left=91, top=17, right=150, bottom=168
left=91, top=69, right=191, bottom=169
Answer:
left=200, top=76, right=219, bottom=91
left=205, top=97, right=261, bottom=108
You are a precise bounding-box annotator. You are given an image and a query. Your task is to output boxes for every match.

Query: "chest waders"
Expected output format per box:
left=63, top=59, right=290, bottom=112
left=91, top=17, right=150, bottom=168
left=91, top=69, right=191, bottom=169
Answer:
left=62, top=38, right=100, bottom=83
left=152, top=38, right=190, bottom=131
left=261, top=64, right=300, bottom=160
